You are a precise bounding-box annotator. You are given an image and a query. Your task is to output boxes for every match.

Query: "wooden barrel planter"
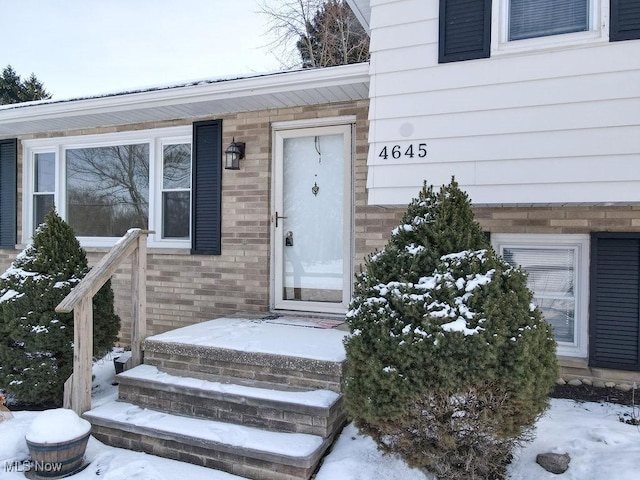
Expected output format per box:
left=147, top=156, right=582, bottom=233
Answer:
left=25, top=409, right=91, bottom=479
left=26, top=431, right=90, bottom=478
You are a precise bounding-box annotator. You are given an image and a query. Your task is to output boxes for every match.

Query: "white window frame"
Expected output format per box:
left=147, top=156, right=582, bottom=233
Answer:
left=491, top=0, right=609, bottom=56
left=22, top=126, right=192, bottom=249
left=155, top=136, right=193, bottom=242
left=492, top=234, right=590, bottom=358
left=31, top=149, right=56, bottom=234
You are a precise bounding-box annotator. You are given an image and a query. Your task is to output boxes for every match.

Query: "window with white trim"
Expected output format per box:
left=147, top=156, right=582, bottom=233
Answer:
left=509, top=0, right=590, bottom=41
left=66, top=143, right=150, bottom=236
left=160, top=143, right=191, bottom=239
left=22, top=126, right=192, bottom=248
left=492, top=234, right=590, bottom=357
left=33, top=152, right=55, bottom=232
left=492, top=0, right=607, bottom=54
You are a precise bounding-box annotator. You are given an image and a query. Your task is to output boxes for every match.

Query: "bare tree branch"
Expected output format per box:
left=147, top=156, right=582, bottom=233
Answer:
left=258, top=0, right=369, bottom=69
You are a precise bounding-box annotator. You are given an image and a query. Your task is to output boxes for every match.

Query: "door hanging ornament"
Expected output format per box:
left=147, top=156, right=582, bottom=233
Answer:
left=312, top=136, right=321, bottom=197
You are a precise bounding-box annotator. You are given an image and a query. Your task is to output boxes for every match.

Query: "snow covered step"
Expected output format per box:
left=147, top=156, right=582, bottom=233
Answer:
left=142, top=318, right=348, bottom=392
left=85, top=401, right=334, bottom=480
left=117, top=364, right=346, bottom=437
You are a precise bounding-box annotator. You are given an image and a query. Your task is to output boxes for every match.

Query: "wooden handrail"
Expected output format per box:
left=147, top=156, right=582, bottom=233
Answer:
left=56, top=228, right=151, bottom=415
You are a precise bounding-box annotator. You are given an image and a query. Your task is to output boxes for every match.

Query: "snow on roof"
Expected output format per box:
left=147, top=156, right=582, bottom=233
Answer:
left=0, top=69, right=296, bottom=111
left=0, top=63, right=370, bottom=136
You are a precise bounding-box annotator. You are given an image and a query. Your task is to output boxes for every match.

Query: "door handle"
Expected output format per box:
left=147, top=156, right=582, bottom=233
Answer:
left=275, top=212, right=287, bottom=228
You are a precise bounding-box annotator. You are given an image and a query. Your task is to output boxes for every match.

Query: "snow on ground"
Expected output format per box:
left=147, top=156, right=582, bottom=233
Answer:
left=1, top=353, right=639, bottom=479
left=315, top=423, right=434, bottom=480
left=507, top=399, right=640, bottom=480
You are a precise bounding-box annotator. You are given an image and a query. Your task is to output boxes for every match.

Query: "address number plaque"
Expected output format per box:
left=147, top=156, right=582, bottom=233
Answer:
left=377, top=143, right=427, bottom=160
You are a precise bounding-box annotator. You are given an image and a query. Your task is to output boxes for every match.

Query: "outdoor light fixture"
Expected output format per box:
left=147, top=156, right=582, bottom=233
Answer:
left=224, top=138, right=245, bottom=170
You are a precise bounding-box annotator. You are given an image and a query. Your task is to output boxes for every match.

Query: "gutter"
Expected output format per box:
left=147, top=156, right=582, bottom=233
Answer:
left=0, top=63, right=370, bottom=125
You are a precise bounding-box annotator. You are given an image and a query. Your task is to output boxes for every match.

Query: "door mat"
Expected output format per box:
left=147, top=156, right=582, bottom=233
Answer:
left=262, top=316, right=345, bottom=329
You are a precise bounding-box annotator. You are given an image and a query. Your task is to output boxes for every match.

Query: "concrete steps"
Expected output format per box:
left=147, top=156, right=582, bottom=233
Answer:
left=142, top=319, right=346, bottom=393
left=117, top=364, right=345, bottom=437
left=84, top=318, right=348, bottom=480
left=85, top=401, right=332, bottom=480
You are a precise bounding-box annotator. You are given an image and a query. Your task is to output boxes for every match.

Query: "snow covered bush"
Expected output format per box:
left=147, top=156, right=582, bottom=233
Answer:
left=0, top=209, right=120, bottom=406
left=343, top=179, right=558, bottom=480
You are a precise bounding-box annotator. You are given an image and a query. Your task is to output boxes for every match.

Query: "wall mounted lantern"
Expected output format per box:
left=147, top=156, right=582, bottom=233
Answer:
left=224, top=138, right=245, bottom=170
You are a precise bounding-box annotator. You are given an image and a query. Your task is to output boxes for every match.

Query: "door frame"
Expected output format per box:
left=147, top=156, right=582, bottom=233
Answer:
left=270, top=116, right=355, bottom=314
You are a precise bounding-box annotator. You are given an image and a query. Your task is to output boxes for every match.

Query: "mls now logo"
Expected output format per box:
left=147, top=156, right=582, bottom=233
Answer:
left=4, top=459, right=63, bottom=473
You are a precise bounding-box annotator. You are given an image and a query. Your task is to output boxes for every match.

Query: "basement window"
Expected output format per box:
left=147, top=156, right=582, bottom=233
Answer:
left=492, top=234, right=590, bottom=358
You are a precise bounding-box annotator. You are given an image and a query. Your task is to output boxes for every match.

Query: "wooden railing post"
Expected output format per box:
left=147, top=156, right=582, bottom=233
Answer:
left=71, top=296, right=93, bottom=415
left=56, top=229, right=152, bottom=415
left=131, top=233, right=147, bottom=367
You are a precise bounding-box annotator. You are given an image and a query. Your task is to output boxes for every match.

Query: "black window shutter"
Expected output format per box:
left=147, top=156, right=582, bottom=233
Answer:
left=589, top=233, right=640, bottom=371
left=611, top=0, right=640, bottom=41
left=0, top=139, right=17, bottom=249
left=191, top=121, right=222, bottom=255
left=439, top=0, right=492, bottom=63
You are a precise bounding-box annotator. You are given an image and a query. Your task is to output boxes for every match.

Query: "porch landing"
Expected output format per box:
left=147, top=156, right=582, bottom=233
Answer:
left=84, top=317, right=350, bottom=480
left=145, top=317, right=348, bottom=362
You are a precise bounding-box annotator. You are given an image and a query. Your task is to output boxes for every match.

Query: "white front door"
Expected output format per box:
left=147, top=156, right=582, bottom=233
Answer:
left=273, top=124, right=352, bottom=314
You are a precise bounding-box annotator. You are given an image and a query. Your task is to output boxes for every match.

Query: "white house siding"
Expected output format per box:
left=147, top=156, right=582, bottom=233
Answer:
left=366, top=0, right=640, bottom=206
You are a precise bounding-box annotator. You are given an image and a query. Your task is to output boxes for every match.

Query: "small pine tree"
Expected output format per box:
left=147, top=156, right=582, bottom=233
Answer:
left=0, top=209, right=120, bottom=406
left=344, top=179, right=558, bottom=480
left=0, top=65, right=50, bottom=104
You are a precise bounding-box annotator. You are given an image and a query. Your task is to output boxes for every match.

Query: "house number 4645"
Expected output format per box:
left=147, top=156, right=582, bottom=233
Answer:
left=378, top=143, right=427, bottom=160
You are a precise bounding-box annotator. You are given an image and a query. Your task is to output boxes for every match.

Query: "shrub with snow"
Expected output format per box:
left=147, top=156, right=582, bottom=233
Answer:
left=0, top=209, right=120, bottom=406
left=343, top=179, right=558, bottom=480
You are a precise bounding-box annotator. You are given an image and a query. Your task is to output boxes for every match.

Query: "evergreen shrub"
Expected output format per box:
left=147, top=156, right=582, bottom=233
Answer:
left=0, top=209, right=120, bottom=406
left=343, top=179, right=558, bottom=479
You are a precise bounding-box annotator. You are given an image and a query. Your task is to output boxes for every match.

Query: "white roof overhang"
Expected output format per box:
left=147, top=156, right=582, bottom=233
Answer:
left=345, top=0, right=371, bottom=33
left=0, top=63, right=370, bottom=137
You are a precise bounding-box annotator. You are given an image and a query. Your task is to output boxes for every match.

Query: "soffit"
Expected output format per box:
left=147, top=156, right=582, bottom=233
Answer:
left=0, top=63, right=370, bottom=137
left=346, top=0, right=371, bottom=33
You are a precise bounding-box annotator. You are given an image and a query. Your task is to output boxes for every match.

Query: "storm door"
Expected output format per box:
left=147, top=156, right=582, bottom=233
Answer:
left=273, top=124, right=352, bottom=313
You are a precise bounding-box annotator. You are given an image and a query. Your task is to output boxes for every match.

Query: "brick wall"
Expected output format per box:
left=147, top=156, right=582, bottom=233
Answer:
left=356, top=205, right=640, bottom=264
left=475, top=206, right=640, bottom=234
left=4, top=101, right=373, bottom=343
left=7, top=101, right=640, bottom=346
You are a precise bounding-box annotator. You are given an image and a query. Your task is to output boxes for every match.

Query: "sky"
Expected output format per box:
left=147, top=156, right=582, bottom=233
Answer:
left=2, top=0, right=283, bottom=100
